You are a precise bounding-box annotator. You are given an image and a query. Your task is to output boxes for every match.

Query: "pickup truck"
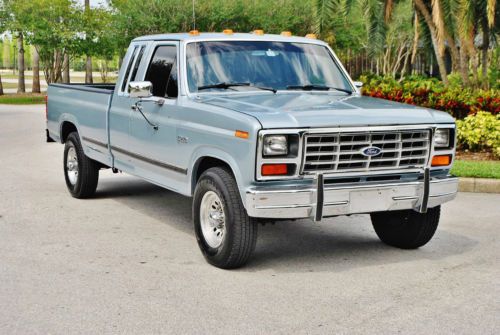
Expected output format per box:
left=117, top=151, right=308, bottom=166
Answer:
left=47, top=31, right=458, bottom=269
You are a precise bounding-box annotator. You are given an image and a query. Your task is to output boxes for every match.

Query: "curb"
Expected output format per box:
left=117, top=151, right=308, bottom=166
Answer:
left=458, top=177, right=500, bottom=194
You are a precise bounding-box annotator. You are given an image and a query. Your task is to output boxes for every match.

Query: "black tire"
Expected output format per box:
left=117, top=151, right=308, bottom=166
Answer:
left=193, top=167, right=258, bottom=269
left=370, top=206, right=441, bottom=249
left=63, top=132, right=99, bottom=198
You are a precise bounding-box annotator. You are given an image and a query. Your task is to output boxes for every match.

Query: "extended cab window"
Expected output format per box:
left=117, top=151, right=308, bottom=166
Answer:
left=121, top=46, right=138, bottom=92
left=130, top=45, right=146, bottom=82
left=145, top=45, right=178, bottom=98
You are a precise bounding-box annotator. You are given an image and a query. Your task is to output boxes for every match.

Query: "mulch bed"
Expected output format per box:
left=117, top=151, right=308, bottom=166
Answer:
left=455, top=151, right=498, bottom=161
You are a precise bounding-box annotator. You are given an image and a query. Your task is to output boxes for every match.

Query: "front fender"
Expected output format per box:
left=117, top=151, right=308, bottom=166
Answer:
left=188, top=146, right=249, bottom=208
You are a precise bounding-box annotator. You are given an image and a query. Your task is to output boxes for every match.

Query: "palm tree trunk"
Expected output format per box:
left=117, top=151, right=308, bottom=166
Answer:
left=481, top=19, right=489, bottom=88
left=63, top=53, right=70, bottom=83
left=413, top=0, right=448, bottom=85
left=459, top=43, right=469, bottom=86
left=17, top=32, right=26, bottom=93
left=0, top=74, right=4, bottom=95
left=32, top=47, right=41, bottom=93
left=444, top=31, right=460, bottom=73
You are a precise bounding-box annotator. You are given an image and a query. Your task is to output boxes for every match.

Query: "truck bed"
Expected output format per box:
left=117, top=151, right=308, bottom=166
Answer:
left=49, top=83, right=116, bottom=92
left=47, top=83, right=116, bottom=167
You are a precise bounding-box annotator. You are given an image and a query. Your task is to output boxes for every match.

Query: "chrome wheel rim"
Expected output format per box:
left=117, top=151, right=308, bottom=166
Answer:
left=66, top=146, right=79, bottom=186
left=200, top=191, right=226, bottom=248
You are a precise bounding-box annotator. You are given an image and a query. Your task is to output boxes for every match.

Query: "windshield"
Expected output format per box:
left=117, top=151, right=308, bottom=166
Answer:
left=186, top=41, right=353, bottom=93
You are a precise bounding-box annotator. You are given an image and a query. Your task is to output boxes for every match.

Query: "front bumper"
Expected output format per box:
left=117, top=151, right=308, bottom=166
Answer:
left=245, top=173, right=458, bottom=220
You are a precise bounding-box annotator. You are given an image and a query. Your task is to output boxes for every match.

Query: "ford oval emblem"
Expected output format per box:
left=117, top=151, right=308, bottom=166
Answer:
left=361, top=146, right=382, bottom=157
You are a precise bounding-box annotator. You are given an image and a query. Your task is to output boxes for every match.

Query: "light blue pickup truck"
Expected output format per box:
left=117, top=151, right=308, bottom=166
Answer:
left=47, top=32, right=458, bottom=268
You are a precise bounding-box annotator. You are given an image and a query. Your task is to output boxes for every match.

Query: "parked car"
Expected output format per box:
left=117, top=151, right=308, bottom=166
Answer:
left=46, top=31, right=458, bottom=268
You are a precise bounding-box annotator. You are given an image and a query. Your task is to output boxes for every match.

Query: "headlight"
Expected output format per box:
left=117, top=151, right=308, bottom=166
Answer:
left=263, top=135, right=288, bottom=156
left=434, top=129, right=450, bottom=147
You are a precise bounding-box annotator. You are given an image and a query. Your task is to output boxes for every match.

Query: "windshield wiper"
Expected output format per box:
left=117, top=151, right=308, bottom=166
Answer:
left=197, top=82, right=277, bottom=94
left=286, top=84, right=352, bottom=95
left=198, top=82, right=250, bottom=90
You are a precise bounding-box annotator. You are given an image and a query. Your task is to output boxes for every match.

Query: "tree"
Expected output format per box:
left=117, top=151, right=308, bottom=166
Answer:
left=1, top=0, right=27, bottom=92
left=412, top=0, right=450, bottom=85
left=32, top=46, right=40, bottom=93
left=63, top=53, right=70, bottom=83
left=7, top=0, right=79, bottom=83
left=0, top=3, right=5, bottom=95
left=2, top=39, right=10, bottom=69
left=84, top=0, right=92, bottom=84
left=16, top=32, right=25, bottom=93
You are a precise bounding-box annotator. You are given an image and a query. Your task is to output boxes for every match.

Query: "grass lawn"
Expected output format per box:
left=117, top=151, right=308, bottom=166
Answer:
left=0, top=93, right=45, bottom=104
left=451, top=160, right=500, bottom=179
left=2, top=82, right=34, bottom=89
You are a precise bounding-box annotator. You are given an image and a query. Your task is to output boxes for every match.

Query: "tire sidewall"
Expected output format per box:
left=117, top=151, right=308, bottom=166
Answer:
left=193, top=170, right=237, bottom=264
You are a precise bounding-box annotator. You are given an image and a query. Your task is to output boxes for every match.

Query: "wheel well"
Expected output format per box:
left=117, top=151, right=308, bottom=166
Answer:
left=60, top=122, right=77, bottom=143
left=193, top=157, right=233, bottom=190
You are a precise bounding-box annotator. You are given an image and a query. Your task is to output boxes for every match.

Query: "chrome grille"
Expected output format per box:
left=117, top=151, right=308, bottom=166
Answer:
left=303, top=129, right=430, bottom=173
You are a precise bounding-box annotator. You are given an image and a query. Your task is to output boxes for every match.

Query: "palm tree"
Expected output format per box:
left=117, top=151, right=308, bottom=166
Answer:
left=412, top=0, right=450, bottom=84
left=456, top=0, right=497, bottom=86
left=315, top=0, right=497, bottom=86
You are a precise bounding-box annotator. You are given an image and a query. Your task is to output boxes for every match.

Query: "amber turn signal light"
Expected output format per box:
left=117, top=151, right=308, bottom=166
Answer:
left=431, top=155, right=451, bottom=166
left=235, top=130, right=249, bottom=139
left=261, top=164, right=288, bottom=176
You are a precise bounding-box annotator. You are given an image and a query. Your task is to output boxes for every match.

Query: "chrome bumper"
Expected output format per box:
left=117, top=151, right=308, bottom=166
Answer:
left=245, top=173, right=458, bottom=220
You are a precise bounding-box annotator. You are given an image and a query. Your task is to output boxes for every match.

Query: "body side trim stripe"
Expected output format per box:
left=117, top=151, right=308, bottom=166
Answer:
left=110, top=145, right=188, bottom=175
left=82, top=136, right=108, bottom=149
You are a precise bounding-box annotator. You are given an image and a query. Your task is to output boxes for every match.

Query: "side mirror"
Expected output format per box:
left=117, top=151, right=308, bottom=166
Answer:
left=353, top=81, right=363, bottom=89
left=129, top=81, right=153, bottom=98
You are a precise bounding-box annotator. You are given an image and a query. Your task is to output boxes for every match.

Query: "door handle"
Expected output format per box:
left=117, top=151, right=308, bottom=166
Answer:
left=131, top=102, right=159, bottom=131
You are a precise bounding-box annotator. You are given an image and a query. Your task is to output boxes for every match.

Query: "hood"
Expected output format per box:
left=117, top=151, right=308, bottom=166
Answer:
left=199, top=93, right=454, bottom=129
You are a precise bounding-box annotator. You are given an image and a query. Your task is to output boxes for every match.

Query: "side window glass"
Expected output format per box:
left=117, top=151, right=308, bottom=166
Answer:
left=145, top=45, right=178, bottom=98
left=121, top=46, right=138, bottom=93
left=130, top=45, right=146, bottom=82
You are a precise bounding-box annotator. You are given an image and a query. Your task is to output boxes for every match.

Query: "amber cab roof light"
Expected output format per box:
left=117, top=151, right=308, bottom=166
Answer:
left=188, top=30, right=200, bottom=36
left=280, top=31, right=292, bottom=37
left=253, top=29, right=264, bottom=35
left=223, top=29, right=233, bottom=35
left=305, top=33, right=317, bottom=39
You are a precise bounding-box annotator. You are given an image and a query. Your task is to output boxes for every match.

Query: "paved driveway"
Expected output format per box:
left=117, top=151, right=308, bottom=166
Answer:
left=0, top=104, right=499, bottom=334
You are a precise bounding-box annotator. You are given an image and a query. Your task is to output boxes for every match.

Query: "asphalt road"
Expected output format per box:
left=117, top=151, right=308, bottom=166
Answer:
left=1, top=104, right=499, bottom=334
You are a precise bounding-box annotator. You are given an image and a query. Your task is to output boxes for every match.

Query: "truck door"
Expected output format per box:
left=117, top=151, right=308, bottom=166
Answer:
left=109, top=43, right=147, bottom=171
left=127, top=42, right=186, bottom=192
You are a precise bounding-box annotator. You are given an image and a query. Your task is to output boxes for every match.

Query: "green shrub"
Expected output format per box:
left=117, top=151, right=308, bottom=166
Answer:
left=456, top=111, right=500, bottom=158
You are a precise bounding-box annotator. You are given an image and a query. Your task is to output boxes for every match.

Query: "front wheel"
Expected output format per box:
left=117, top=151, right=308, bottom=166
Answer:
left=370, top=206, right=441, bottom=249
left=64, top=132, right=99, bottom=198
left=193, top=167, right=257, bottom=269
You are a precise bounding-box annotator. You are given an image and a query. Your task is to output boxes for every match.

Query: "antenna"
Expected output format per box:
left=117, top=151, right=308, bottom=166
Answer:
left=192, top=0, right=196, bottom=30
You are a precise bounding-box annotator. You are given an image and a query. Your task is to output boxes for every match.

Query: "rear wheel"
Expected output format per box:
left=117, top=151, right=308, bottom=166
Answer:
left=370, top=206, right=441, bottom=249
left=193, top=167, right=258, bottom=269
left=64, top=132, right=99, bottom=198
